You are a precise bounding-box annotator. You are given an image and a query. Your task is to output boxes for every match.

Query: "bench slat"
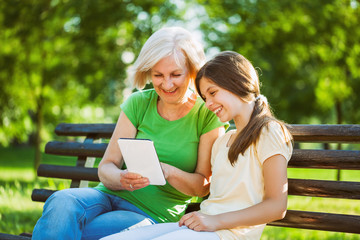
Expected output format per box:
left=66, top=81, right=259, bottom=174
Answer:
left=31, top=189, right=55, bottom=202
left=289, top=149, right=360, bottom=170
left=288, top=124, right=360, bottom=142
left=269, top=210, right=360, bottom=234
left=54, top=123, right=360, bottom=142
left=55, top=123, right=115, bottom=138
left=36, top=164, right=360, bottom=199
left=288, top=179, right=360, bottom=199
left=45, top=141, right=107, bottom=158
left=44, top=142, right=360, bottom=170
left=0, top=233, right=31, bottom=240
left=37, top=164, right=99, bottom=181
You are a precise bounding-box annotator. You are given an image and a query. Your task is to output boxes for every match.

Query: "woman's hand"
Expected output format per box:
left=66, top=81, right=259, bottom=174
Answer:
left=179, top=211, right=219, bottom=232
left=120, top=170, right=150, bottom=191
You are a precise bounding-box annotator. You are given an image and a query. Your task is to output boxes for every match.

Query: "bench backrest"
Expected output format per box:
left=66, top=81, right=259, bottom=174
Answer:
left=32, top=124, right=360, bottom=234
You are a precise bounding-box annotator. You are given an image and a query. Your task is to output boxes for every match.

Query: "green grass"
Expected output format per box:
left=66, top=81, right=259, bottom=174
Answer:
left=0, top=146, right=73, bottom=235
left=1, top=146, right=360, bottom=239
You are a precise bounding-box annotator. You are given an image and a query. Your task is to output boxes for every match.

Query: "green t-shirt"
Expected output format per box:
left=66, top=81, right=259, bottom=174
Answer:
left=95, top=89, right=226, bottom=223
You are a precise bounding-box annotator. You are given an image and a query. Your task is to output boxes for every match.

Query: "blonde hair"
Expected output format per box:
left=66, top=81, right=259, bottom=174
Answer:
left=127, top=27, right=206, bottom=89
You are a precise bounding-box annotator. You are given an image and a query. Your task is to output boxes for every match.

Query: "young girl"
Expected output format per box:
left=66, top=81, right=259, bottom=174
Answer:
left=101, top=51, right=293, bottom=240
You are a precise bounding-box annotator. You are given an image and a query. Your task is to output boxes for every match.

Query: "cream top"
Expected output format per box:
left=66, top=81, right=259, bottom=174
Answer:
left=200, top=122, right=293, bottom=240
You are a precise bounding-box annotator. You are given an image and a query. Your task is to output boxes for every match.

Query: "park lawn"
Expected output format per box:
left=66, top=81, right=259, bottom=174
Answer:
left=1, top=146, right=360, bottom=239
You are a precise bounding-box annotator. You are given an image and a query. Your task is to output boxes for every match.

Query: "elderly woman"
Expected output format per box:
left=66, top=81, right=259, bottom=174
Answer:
left=32, top=27, right=226, bottom=240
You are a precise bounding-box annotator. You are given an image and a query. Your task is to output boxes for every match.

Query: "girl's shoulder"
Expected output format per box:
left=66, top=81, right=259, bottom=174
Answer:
left=260, top=121, right=292, bottom=142
left=256, top=121, right=293, bottom=163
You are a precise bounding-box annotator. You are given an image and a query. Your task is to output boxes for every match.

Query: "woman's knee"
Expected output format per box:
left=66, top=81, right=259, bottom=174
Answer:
left=44, top=189, right=81, bottom=211
left=44, top=188, right=110, bottom=215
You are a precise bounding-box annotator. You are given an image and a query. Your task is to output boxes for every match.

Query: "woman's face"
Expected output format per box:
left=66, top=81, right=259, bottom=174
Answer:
left=199, top=77, right=246, bottom=123
left=151, top=54, right=190, bottom=105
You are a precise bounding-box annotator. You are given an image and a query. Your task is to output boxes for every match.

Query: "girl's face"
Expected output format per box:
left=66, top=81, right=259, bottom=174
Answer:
left=199, top=77, right=247, bottom=123
left=151, top=54, right=190, bottom=105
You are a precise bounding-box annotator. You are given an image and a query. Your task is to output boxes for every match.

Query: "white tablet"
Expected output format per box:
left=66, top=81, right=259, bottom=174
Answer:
left=117, top=138, right=166, bottom=185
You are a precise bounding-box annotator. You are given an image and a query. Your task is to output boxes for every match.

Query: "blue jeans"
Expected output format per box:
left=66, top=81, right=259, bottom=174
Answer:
left=32, top=188, right=157, bottom=240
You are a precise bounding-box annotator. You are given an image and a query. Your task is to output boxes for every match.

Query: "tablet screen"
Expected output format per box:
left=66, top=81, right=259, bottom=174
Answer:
left=117, top=138, right=166, bottom=185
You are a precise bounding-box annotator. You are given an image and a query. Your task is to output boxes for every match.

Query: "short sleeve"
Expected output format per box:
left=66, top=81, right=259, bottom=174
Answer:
left=120, top=90, right=152, bottom=128
left=210, top=133, right=222, bottom=166
left=256, top=122, right=293, bottom=165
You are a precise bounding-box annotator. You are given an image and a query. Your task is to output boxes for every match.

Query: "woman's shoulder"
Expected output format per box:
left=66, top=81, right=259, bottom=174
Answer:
left=120, top=89, right=157, bottom=120
left=130, top=88, right=156, bottom=98
left=125, top=89, right=157, bottom=104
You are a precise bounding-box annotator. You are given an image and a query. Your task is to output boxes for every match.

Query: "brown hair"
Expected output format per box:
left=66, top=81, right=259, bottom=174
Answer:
left=195, top=51, right=292, bottom=165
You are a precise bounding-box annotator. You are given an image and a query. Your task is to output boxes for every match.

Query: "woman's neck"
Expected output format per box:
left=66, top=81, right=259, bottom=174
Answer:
left=157, top=91, right=196, bottom=121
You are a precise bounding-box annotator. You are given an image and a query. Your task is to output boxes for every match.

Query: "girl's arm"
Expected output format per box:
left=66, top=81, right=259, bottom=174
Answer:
left=179, top=154, right=288, bottom=231
left=98, top=112, right=150, bottom=191
left=161, top=126, right=225, bottom=197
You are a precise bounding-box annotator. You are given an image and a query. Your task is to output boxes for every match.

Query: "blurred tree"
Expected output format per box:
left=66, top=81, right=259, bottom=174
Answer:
left=195, top=0, right=360, bottom=124
left=0, top=0, right=181, bottom=170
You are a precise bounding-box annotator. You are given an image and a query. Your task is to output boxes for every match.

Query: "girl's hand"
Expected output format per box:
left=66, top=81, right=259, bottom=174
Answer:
left=179, top=211, right=219, bottom=232
left=120, top=170, right=149, bottom=191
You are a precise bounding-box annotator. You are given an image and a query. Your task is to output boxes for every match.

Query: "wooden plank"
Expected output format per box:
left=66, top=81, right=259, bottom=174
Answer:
left=288, top=149, right=360, bottom=170
left=45, top=141, right=107, bottom=158
left=31, top=189, right=55, bottom=202
left=269, top=210, right=360, bottom=234
left=55, top=123, right=115, bottom=138
left=37, top=165, right=99, bottom=181
left=0, top=233, right=31, bottom=240
left=53, top=123, right=360, bottom=143
left=288, top=179, right=360, bottom=199
left=288, top=124, right=360, bottom=142
left=36, top=164, right=360, bottom=200
left=45, top=142, right=360, bottom=170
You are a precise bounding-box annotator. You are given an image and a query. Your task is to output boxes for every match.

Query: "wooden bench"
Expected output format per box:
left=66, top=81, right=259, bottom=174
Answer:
left=1, top=123, right=360, bottom=239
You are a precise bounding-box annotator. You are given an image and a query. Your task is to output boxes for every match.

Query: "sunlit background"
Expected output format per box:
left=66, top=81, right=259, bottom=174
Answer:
left=1, top=0, right=359, bottom=238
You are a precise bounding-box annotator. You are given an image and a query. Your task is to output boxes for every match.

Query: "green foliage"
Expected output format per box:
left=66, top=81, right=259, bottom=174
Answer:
left=196, top=0, right=360, bottom=124
left=0, top=0, right=182, bottom=147
left=0, top=0, right=185, bottom=170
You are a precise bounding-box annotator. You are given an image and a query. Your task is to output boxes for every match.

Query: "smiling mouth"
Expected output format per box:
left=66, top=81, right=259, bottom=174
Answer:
left=162, top=89, right=177, bottom=94
left=214, top=107, right=223, bottom=115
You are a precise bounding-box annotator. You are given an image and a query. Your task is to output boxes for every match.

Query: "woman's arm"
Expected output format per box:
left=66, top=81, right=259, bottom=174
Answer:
left=161, top=126, right=225, bottom=197
left=98, top=112, right=150, bottom=191
left=179, top=154, right=288, bottom=231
